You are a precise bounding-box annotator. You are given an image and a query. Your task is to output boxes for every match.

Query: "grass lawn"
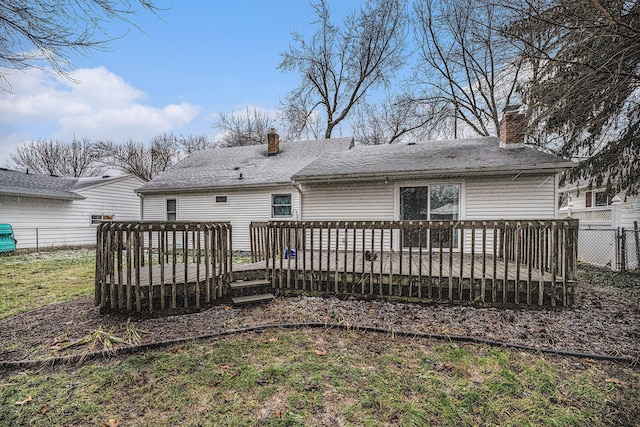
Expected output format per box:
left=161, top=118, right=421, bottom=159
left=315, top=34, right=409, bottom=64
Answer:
left=2, top=329, right=637, bottom=426
left=1, top=249, right=638, bottom=426
left=0, top=249, right=95, bottom=320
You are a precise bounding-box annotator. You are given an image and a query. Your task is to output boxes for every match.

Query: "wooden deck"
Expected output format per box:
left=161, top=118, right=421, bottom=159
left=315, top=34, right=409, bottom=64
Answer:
left=104, top=248, right=575, bottom=308
left=95, top=221, right=232, bottom=313
left=96, top=220, right=578, bottom=313
left=267, top=250, right=566, bottom=282
left=265, top=249, right=574, bottom=306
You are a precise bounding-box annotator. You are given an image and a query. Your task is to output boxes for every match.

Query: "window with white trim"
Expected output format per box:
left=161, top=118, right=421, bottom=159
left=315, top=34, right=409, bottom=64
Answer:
left=90, top=214, right=114, bottom=225
left=594, top=191, right=610, bottom=207
left=585, top=191, right=612, bottom=208
left=271, top=194, right=292, bottom=217
left=166, top=198, right=177, bottom=221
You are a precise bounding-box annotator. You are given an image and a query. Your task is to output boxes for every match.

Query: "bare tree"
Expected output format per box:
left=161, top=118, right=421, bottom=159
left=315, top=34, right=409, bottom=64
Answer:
left=412, top=0, right=529, bottom=138
left=278, top=0, right=408, bottom=139
left=276, top=101, right=323, bottom=141
left=96, top=133, right=180, bottom=181
left=178, top=134, right=215, bottom=154
left=353, top=93, right=451, bottom=145
left=11, top=137, right=104, bottom=177
left=0, top=0, right=159, bottom=89
left=213, top=107, right=275, bottom=147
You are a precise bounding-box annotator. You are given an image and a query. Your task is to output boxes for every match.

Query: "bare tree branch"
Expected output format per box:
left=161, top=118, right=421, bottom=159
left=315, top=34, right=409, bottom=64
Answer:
left=278, top=0, right=408, bottom=139
left=10, top=137, right=105, bottom=177
left=96, top=133, right=180, bottom=181
left=412, top=0, right=530, bottom=138
left=0, top=0, right=160, bottom=91
left=213, top=108, right=276, bottom=147
left=353, top=93, right=450, bottom=145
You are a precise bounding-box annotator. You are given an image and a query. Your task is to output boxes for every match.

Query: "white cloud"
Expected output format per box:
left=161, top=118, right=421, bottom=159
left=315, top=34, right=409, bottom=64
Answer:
left=0, top=66, right=201, bottom=163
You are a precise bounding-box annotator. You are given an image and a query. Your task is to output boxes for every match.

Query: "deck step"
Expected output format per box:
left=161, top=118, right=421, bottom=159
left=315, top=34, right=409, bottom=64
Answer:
left=229, top=279, right=271, bottom=290
left=232, top=293, right=274, bottom=305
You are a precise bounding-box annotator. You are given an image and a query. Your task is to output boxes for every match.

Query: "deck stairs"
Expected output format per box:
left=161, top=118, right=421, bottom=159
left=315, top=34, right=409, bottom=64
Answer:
left=230, top=279, right=274, bottom=305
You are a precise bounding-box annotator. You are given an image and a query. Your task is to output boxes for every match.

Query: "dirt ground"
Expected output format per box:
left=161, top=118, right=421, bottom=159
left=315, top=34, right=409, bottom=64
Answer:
left=1, top=267, right=639, bottom=365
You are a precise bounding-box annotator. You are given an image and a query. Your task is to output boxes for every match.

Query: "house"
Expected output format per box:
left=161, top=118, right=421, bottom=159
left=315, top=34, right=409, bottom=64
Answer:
left=137, top=111, right=575, bottom=252
left=558, top=180, right=640, bottom=270
left=0, top=169, right=144, bottom=250
left=136, top=132, right=354, bottom=250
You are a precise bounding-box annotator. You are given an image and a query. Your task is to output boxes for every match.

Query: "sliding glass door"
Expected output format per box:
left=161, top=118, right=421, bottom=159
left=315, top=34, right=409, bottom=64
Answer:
left=400, top=184, right=459, bottom=249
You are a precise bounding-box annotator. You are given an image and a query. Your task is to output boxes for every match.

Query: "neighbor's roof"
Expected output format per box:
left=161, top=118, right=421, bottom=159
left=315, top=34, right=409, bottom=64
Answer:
left=292, top=136, right=576, bottom=183
left=136, top=137, right=355, bottom=194
left=0, top=169, right=134, bottom=200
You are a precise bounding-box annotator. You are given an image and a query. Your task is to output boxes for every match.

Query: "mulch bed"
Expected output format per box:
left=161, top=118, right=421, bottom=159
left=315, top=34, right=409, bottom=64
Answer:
left=1, top=268, right=639, bottom=364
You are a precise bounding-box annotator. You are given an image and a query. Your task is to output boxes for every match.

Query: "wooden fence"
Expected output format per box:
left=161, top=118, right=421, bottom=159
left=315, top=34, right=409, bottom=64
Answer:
left=95, top=222, right=232, bottom=313
left=250, top=220, right=579, bottom=307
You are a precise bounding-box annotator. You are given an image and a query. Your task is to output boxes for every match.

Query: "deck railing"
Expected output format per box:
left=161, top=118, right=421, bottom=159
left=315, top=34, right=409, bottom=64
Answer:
left=250, top=219, right=579, bottom=306
left=95, top=222, right=232, bottom=313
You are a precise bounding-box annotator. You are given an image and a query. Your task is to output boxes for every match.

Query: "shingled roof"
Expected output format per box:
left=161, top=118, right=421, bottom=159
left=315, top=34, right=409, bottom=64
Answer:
left=0, top=169, right=132, bottom=200
left=292, top=136, right=575, bottom=183
left=136, top=137, right=354, bottom=194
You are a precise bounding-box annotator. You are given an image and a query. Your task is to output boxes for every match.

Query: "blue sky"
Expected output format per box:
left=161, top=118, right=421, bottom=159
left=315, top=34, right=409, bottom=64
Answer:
left=0, top=1, right=362, bottom=166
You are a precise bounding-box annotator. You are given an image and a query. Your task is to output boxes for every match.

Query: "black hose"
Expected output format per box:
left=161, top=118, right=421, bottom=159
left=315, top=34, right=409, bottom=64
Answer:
left=0, top=322, right=635, bottom=371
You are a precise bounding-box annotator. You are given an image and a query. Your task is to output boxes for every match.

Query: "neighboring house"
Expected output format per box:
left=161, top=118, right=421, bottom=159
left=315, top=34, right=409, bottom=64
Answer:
left=0, top=169, right=144, bottom=250
left=558, top=180, right=640, bottom=270
left=137, top=112, right=575, bottom=252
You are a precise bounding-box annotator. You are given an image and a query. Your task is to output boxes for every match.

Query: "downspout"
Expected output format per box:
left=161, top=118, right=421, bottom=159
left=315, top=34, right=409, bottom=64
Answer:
left=293, top=182, right=303, bottom=221
left=137, top=192, right=144, bottom=221
left=554, top=173, right=559, bottom=218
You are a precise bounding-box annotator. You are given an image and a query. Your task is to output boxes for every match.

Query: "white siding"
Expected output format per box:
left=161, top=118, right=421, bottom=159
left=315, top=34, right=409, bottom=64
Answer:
left=1, top=175, right=143, bottom=250
left=463, top=175, right=557, bottom=253
left=141, top=185, right=301, bottom=251
left=570, top=190, right=589, bottom=210
left=297, top=182, right=395, bottom=251
left=140, top=174, right=560, bottom=253
left=302, top=175, right=558, bottom=253
left=465, top=175, right=557, bottom=219
left=303, top=182, right=395, bottom=220
left=303, top=175, right=557, bottom=222
left=141, top=196, right=166, bottom=221
left=75, top=176, right=142, bottom=222
left=621, top=194, right=639, bottom=229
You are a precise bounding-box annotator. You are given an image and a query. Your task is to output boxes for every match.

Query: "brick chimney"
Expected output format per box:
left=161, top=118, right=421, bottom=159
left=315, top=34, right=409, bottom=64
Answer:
left=267, top=128, right=280, bottom=156
left=499, top=105, right=526, bottom=149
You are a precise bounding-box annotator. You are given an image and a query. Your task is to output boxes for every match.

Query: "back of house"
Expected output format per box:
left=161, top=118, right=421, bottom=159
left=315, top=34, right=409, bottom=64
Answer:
left=137, top=116, right=574, bottom=252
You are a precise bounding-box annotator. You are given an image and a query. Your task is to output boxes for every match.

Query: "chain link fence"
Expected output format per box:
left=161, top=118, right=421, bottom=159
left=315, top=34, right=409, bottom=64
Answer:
left=620, top=226, right=640, bottom=271
left=10, top=226, right=98, bottom=252
left=577, top=223, right=639, bottom=272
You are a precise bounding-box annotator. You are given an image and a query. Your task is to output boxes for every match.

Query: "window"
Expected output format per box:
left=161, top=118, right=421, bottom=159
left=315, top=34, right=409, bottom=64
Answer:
left=594, top=191, right=610, bottom=207
left=272, top=194, right=292, bottom=217
left=90, top=214, right=114, bottom=225
left=399, top=184, right=460, bottom=248
left=166, top=198, right=177, bottom=221
left=215, top=195, right=228, bottom=204
left=585, top=191, right=612, bottom=208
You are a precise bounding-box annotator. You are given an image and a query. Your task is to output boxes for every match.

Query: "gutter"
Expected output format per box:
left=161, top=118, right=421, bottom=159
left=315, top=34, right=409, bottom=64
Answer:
left=0, top=191, right=85, bottom=201
left=135, top=181, right=295, bottom=196
left=292, top=163, right=577, bottom=185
